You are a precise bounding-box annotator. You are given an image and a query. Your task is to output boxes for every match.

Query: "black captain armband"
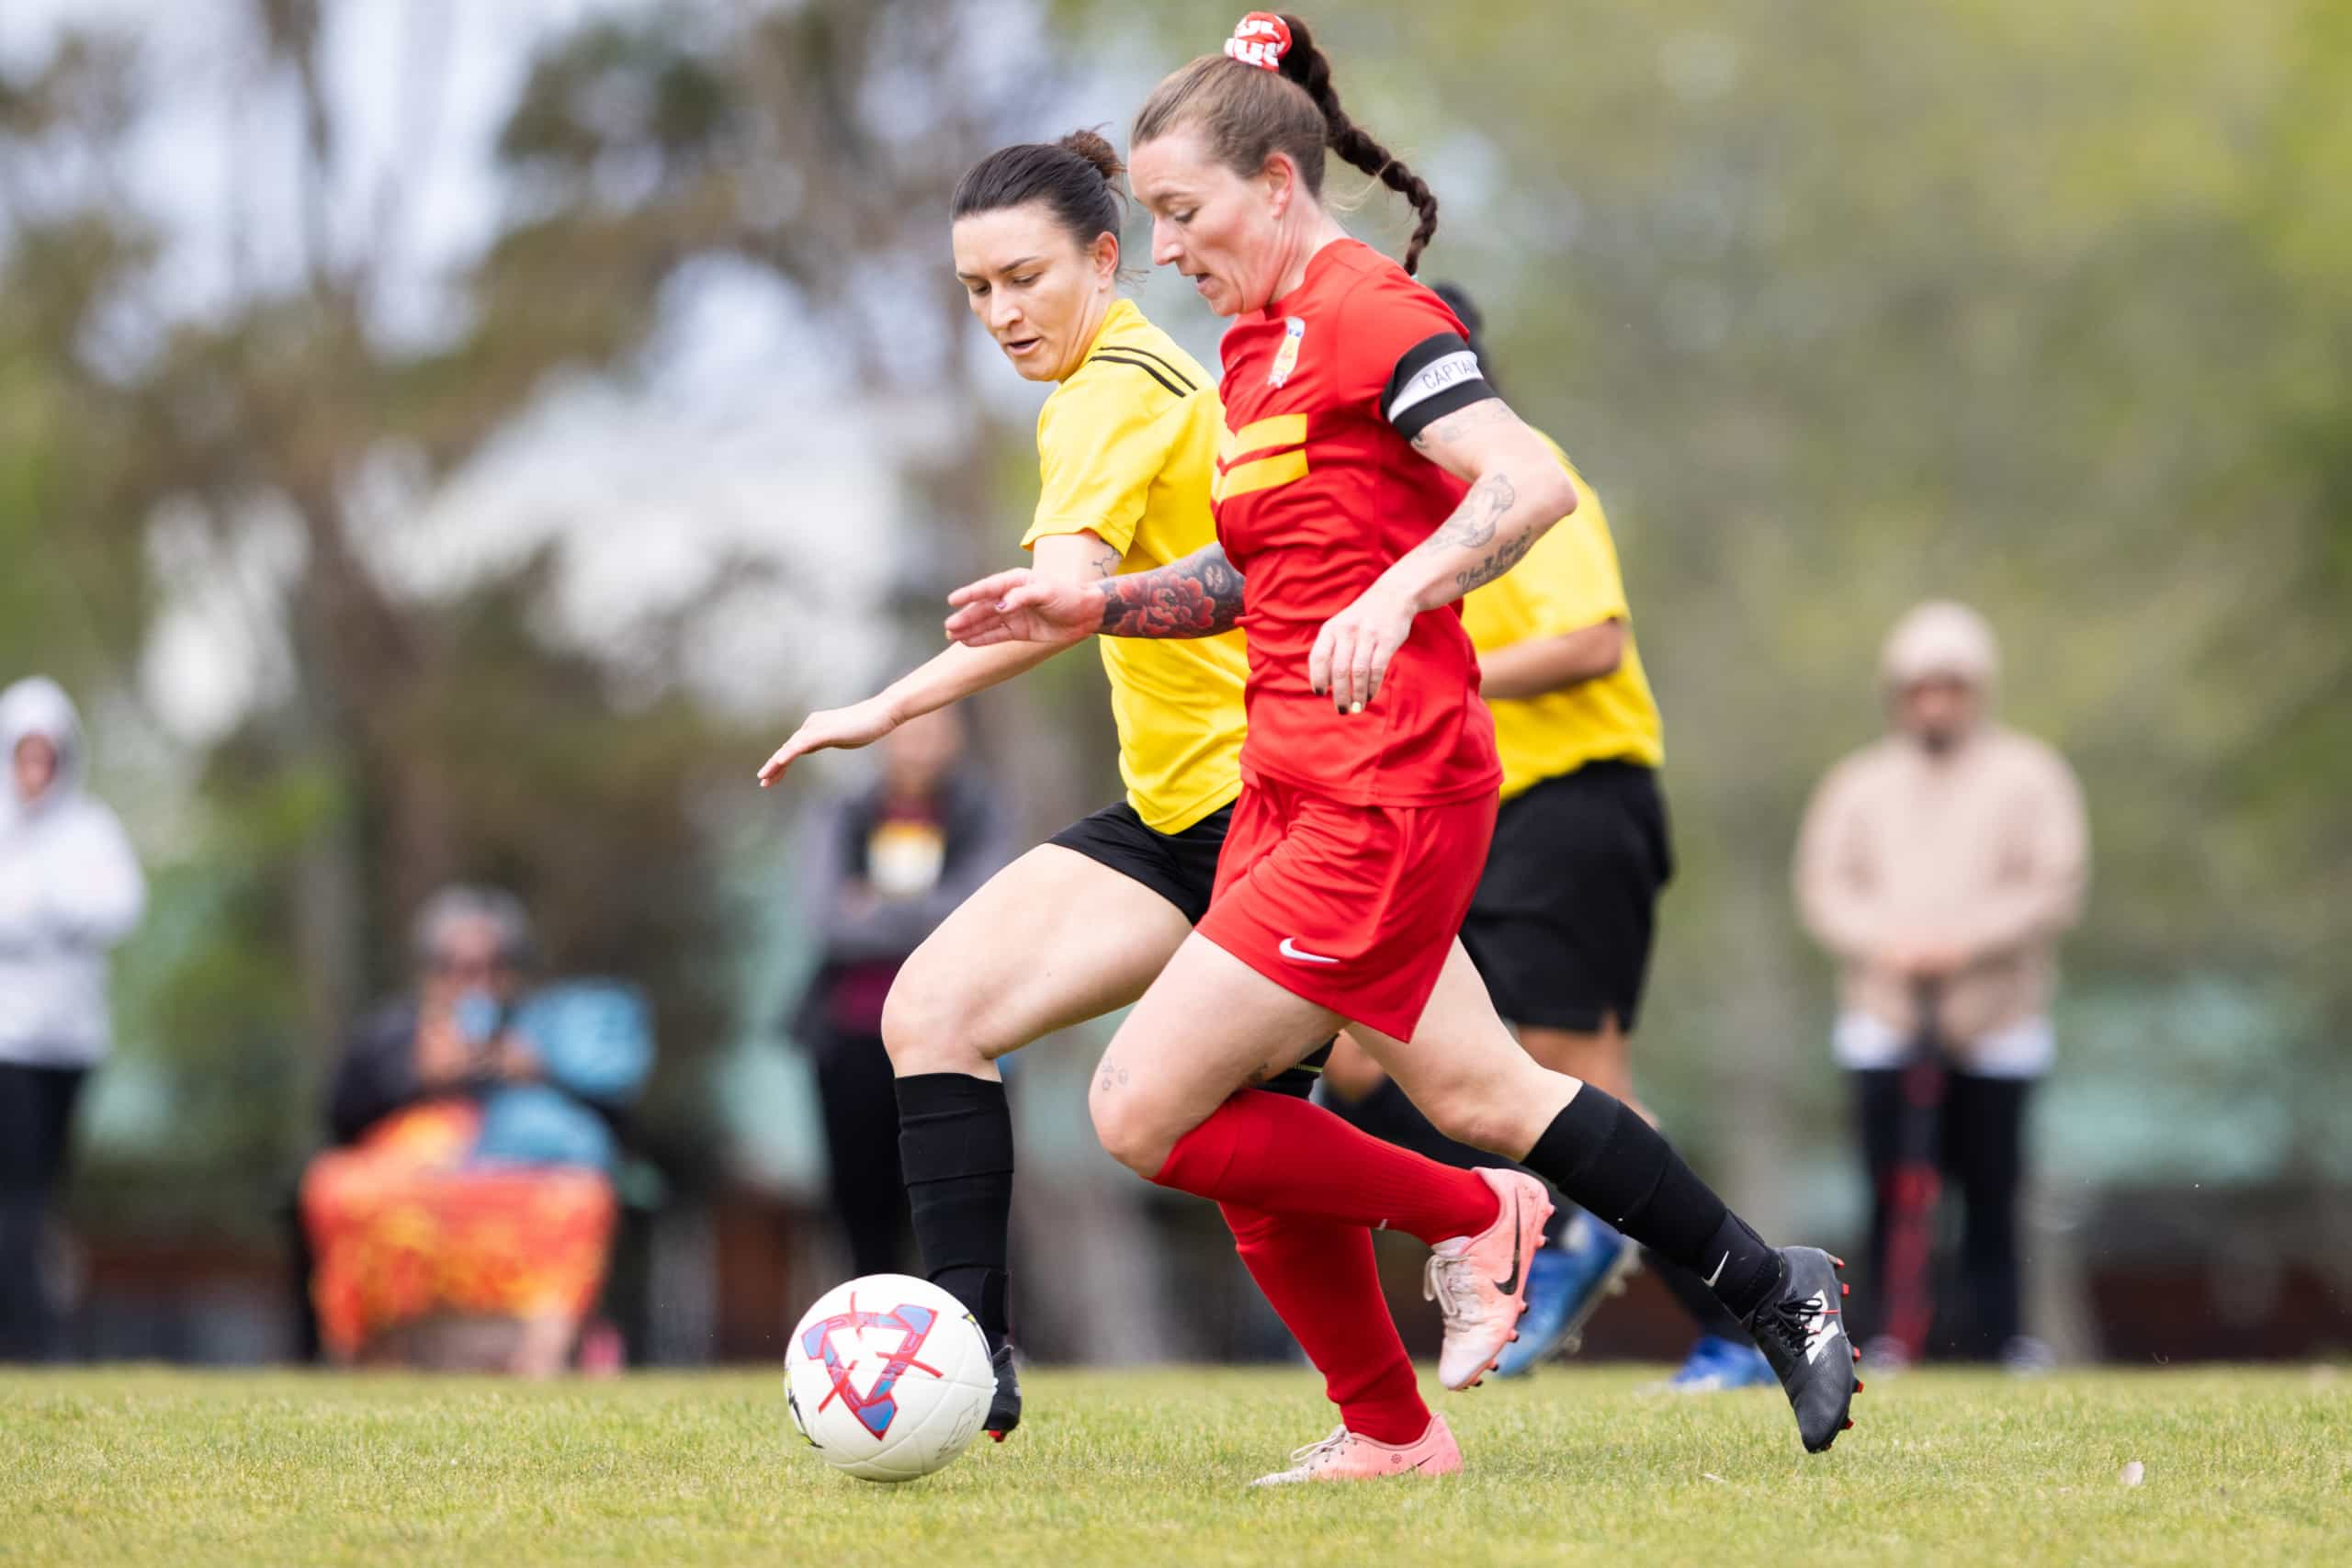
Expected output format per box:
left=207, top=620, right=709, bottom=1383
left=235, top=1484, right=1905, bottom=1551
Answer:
left=1382, top=332, right=1495, bottom=442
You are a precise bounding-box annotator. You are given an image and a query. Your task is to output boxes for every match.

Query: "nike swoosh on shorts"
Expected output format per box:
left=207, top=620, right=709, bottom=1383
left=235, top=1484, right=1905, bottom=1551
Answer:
left=1278, top=938, right=1341, bottom=964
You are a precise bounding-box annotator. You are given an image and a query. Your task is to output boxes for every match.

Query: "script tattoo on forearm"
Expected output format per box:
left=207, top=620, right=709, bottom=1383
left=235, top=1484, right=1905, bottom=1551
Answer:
left=1405, top=471, right=1531, bottom=593
left=1097, top=543, right=1247, bottom=638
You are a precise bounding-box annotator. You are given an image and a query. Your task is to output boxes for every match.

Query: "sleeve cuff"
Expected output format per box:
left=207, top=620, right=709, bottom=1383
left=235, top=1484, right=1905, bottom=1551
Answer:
left=1020, top=517, right=1132, bottom=554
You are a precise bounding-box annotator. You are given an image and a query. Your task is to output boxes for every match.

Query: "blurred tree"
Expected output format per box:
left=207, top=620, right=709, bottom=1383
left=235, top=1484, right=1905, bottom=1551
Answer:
left=492, top=0, right=1120, bottom=825
left=0, top=0, right=1126, bottom=1238
left=0, top=3, right=758, bottom=1211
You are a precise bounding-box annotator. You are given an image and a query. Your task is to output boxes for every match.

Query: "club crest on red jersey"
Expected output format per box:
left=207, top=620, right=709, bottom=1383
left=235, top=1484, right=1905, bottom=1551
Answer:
left=1268, top=316, right=1306, bottom=388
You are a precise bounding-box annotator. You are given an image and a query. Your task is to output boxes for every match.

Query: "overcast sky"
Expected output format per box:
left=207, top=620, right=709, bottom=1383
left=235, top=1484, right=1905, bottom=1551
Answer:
left=5, top=0, right=927, bottom=744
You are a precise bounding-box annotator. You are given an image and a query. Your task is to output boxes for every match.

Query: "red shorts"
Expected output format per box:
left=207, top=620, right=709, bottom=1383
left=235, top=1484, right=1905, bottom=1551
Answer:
left=1195, top=769, right=1498, bottom=1040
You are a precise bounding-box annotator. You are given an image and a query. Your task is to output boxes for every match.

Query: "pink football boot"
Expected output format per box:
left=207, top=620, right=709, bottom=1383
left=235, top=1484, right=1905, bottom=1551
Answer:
left=1250, top=1415, right=1463, bottom=1486
left=1425, top=1168, right=1552, bottom=1389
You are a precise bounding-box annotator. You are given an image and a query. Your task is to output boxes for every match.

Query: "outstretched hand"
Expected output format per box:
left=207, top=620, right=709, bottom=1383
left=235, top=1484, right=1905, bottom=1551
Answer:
left=944, top=569, right=1105, bottom=649
left=756, top=697, right=899, bottom=787
left=1309, top=580, right=1419, bottom=714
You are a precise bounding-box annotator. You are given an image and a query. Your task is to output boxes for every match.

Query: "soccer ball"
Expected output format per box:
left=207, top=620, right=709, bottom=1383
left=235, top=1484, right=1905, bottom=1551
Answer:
left=784, top=1273, right=995, bottom=1483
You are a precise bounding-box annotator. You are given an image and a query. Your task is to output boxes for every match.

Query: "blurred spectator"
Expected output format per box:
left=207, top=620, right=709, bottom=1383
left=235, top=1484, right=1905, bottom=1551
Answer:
left=327, top=887, right=540, bottom=1145
left=0, top=676, right=146, bottom=1362
left=301, top=886, right=651, bottom=1374
left=792, top=708, right=1011, bottom=1278
left=1795, top=602, right=2088, bottom=1371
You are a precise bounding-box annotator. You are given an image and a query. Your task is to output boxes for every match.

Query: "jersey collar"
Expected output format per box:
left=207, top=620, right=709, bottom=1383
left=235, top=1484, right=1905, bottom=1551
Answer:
left=1261, top=237, right=1367, bottom=321
left=1068, top=297, right=1144, bottom=380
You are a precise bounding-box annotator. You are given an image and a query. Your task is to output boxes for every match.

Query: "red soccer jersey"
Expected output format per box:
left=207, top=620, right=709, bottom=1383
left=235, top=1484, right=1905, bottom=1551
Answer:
left=1212, top=239, right=1502, bottom=806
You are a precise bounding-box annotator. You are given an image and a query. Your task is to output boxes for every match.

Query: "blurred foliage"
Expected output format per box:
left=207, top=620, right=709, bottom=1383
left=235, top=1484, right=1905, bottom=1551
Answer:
left=1, top=0, right=2346, bottom=1241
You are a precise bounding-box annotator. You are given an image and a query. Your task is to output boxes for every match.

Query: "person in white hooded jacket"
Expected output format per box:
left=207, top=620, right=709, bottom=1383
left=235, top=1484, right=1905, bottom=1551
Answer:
left=0, top=675, right=146, bottom=1360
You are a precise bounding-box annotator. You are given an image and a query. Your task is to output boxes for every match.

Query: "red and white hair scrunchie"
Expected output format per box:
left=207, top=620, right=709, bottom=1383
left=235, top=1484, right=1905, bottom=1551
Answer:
left=1224, top=12, right=1293, bottom=72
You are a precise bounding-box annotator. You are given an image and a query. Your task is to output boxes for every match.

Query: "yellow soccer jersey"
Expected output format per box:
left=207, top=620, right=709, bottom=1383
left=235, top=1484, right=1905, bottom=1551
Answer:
left=1460, top=437, right=1665, bottom=799
left=1021, top=299, right=1248, bottom=833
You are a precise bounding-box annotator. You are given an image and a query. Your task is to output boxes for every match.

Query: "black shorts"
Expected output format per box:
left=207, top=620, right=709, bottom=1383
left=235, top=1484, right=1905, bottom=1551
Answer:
left=1458, top=760, right=1672, bottom=1035
left=1046, top=796, right=1329, bottom=1092
left=1046, top=798, right=1233, bottom=928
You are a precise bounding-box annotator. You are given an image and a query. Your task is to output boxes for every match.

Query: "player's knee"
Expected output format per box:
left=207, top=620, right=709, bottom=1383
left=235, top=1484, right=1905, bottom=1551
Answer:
left=1415, top=1077, right=1533, bottom=1156
left=1434, top=1102, right=1525, bottom=1156
left=880, top=980, right=996, bottom=1076
left=1521, top=1024, right=1632, bottom=1102
left=1088, top=1082, right=1172, bottom=1178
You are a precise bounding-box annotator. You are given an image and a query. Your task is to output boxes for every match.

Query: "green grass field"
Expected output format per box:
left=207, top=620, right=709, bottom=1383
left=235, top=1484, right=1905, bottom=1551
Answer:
left=3, top=1366, right=2344, bottom=1566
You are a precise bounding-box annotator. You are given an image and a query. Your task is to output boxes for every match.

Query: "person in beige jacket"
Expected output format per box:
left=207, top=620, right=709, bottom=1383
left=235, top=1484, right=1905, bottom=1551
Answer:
left=1794, top=601, right=2087, bottom=1370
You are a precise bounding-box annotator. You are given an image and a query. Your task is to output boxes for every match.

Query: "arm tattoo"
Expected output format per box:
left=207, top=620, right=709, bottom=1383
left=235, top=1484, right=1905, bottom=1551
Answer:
left=1452, top=530, right=1537, bottom=595
left=1409, top=398, right=1515, bottom=454
left=1096, top=543, right=1247, bottom=638
left=1080, top=538, right=1123, bottom=580
left=1402, top=472, right=1532, bottom=593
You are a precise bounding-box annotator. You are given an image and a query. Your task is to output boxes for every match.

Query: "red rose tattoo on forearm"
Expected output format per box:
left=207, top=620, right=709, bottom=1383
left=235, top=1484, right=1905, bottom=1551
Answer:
left=1097, top=544, right=1247, bottom=637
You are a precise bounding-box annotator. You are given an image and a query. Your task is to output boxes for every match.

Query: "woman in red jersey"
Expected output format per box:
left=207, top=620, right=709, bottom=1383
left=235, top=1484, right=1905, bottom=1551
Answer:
left=949, top=13, right=1858, bottom=1475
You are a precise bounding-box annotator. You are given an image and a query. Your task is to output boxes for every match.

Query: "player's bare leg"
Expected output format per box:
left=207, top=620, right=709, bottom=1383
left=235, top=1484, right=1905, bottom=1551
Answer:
left=885, top=844, right=1194, bottom=1081
left=1517, top=1019, right=1637, bottom=1110
left=884, top=844, right=1193, bottom=1438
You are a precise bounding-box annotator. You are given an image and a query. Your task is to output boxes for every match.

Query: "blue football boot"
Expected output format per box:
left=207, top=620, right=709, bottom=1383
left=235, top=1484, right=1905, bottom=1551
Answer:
left=1658, top=1333, right=1779, bottom=1393
left=1492, top=1210, right=1641, bottom=1378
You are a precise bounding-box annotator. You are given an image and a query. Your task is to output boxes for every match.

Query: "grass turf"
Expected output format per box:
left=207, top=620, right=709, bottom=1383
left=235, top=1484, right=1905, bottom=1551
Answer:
left=2, top=1366, right=2344, bottom=1566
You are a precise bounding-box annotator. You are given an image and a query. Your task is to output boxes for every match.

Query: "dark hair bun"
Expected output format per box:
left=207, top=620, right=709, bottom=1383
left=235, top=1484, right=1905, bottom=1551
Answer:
left=1057, top=128, right=1125, bottom=184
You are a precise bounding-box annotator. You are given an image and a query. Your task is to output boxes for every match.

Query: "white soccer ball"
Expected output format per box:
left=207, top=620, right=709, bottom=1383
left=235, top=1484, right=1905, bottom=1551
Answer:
left=784, top=1273, right=995, bottom=1483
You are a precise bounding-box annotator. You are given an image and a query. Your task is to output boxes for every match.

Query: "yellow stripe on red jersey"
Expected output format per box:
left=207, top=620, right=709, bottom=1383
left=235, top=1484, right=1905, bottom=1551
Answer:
left=1209, top=240, right=1500, bottom=807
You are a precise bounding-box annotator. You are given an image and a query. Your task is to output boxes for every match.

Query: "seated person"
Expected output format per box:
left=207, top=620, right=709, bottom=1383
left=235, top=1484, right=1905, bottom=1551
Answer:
left=302, top=886, right=650, bottom=1374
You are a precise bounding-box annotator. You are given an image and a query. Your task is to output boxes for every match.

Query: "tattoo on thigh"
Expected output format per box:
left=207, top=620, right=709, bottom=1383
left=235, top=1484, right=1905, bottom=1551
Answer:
left=1095, top=1063, right=1130, bottom=1095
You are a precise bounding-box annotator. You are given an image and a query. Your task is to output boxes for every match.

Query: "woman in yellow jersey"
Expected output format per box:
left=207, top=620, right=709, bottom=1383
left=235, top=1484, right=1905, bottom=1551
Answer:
left=1323, top=283, right=1774, bottom=1389
left=756, top=130, right=1271, bottom=1440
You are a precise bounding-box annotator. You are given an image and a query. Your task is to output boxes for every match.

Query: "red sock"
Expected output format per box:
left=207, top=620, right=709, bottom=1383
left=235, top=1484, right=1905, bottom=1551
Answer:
left=1223, top=1202, right=1429, bottom=1446
left=1151, top=1089, right=1499, bottom=1246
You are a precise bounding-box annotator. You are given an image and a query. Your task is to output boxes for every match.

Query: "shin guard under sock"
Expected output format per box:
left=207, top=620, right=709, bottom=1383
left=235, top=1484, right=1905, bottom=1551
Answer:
left=1150, top=1089, right=1499, bottom=1247
left=896, top=1072, right=1015, bottom=1349
left=1523, top=1086, right=1780, bottom=1321
left=1223, top=1203, right=1429, bottom=1446
left=1649, top=1250, right=1756, bottom=1340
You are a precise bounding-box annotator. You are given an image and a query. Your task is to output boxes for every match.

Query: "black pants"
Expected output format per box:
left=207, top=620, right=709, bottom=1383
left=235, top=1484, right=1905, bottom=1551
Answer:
left=1851, top=1067, right=2032, bottom=1358
left=811, top=1031, right=911, bottom=1279
left=0, top=1064, right=89, bottom=1362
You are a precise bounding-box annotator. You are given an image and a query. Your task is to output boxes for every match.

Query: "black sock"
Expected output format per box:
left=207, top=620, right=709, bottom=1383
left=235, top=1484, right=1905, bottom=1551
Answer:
left=1523, top=1086, right=1781, bottom=1322
left=895, top=1072, right=1015, bottom=1352
left=1647, top=1250, right=1755, bottom=1342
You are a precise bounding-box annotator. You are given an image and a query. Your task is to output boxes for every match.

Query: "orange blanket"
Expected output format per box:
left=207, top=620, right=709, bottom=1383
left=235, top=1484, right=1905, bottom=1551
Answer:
left=300, top=1101, right=616, bottom=1359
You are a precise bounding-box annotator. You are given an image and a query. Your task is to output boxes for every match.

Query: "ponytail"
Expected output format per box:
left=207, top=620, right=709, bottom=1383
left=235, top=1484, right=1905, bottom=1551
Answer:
left=1135, top=11, right=1441, bottom=274
left=1273, top=16, right=1439, bottom=273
